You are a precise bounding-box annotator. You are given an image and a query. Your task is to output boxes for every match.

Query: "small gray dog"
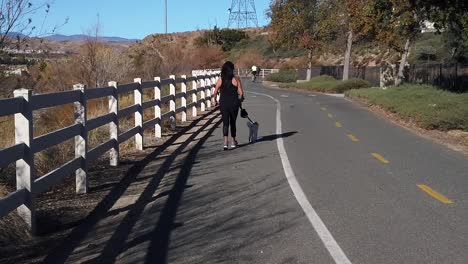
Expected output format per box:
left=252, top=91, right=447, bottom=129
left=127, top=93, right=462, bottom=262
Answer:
left=247, top=120, right=259, bottom=143
left=240, top=105, right=259, bottom=143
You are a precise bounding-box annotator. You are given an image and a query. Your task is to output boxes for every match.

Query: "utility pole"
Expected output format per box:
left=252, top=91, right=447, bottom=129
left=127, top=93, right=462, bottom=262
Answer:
left=165, top=0, right=167, bottom=34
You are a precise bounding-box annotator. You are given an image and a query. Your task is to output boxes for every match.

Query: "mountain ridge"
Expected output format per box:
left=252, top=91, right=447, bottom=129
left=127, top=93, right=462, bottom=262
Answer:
left=5, top=32, right=139, bottom=43
left=43, top=34, right=139, bottom=43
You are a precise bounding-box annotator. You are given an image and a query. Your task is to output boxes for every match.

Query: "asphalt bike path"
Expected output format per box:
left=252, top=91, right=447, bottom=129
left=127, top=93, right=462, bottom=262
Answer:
left=249, top=80, right=468, bottom=264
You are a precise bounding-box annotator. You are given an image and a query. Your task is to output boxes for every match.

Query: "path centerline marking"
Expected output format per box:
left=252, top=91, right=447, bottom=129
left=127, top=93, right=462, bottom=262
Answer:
left=371, top=153, right=390, bottom=164
left=328, top=113, right=334, bottom=118
left=335, top=122, right=342, bottom=128
left=247, top=90, right=352, bottom=264
left=347, top=134, right=359, bottom=142
left=321, top=107, right=326, bottom=111
left=417, top=185, right=453, bottom=204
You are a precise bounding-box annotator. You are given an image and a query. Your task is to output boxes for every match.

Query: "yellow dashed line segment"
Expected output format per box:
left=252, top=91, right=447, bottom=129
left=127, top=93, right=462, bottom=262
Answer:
left=417, top=184, right=453, bottom=204
left=335, top=122, right=342, bottom=128
left=328, top=113, right=333, bottom=118
left=321, top=107, right=326, bottom=111
left=347, top=134, right=359, bottom=142
left=371, top=153, right=390, bottom=164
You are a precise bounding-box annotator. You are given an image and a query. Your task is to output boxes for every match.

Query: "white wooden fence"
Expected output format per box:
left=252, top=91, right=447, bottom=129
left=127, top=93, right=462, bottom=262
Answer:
left=0, top=70, right=220, bottom=234
left=236, top=68, right=279, bottom=79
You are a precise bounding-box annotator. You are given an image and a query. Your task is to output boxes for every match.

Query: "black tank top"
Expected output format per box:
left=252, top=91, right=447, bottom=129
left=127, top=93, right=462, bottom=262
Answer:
left=220, top=79, right=239, bottom=107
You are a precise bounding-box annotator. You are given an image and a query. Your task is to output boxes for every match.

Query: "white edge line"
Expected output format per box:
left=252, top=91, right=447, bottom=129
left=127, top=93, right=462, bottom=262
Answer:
left=247, top=91, right=352, bottom=264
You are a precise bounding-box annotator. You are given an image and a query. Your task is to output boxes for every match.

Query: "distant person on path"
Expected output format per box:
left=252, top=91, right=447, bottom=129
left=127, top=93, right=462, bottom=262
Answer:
left=251, top=65, right=258, bottom=82
left=213, top=61, right=244, bottom=150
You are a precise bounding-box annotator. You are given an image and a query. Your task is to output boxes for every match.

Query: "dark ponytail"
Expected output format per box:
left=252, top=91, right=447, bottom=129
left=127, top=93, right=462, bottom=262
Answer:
left=221, top=61, right=235, bottom=85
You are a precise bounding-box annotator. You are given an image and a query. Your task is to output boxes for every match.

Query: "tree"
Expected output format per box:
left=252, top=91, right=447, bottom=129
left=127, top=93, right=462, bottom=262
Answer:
left=0, top=1, right=67, bottom=49
left=371, top=0, right=468, bottom=84
left=316, top=0, right=373, bottom=80
left=423, top=0, right=468, bottom=62
left=267, top=0, right=330, bottom=81
left=362, top=0, right=426, bottom=85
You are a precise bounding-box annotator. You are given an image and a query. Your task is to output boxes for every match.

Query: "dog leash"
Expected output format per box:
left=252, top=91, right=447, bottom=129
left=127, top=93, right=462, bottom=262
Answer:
left=239, top=105, right=255, bottom=123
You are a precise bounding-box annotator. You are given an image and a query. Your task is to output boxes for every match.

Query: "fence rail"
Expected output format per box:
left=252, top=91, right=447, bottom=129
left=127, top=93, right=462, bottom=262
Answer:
left=236, top=68, right=279, bottom=79
left=0, top=70, right=220, bottom=234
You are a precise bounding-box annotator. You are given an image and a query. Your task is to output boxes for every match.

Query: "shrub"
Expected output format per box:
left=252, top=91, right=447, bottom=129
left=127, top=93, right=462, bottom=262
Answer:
left=334, top=78, right=372, bottom=93
left=280, top=75, right=372, bottom=94
left=266, top=69, right=298, bottom=83
left=193, top=27, right=248, bottom=51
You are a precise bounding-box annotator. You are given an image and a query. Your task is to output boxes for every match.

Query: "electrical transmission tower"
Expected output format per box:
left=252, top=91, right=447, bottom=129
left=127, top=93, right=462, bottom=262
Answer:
left=228, top=0, right=259, bottom=28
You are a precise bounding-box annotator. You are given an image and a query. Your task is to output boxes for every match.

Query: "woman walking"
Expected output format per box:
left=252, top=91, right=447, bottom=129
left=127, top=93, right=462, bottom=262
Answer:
left=213, top=61, right=244, bottom=150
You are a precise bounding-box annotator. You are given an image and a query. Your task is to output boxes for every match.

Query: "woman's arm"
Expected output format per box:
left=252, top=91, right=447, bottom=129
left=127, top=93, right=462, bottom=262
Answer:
left=235, top=76, right=244, bottom=100
left=212, top=79, right=222, bottom=106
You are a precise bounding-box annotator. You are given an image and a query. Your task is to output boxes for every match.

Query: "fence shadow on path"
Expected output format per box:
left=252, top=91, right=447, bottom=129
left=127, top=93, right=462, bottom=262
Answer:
left=143, top=133, right=304, bottom=263
left=42, top=111, right=221, bottom=263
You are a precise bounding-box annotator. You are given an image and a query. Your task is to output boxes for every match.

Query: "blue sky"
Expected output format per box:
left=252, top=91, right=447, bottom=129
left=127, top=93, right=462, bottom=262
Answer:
left=30, top=0, right=271, bottom=39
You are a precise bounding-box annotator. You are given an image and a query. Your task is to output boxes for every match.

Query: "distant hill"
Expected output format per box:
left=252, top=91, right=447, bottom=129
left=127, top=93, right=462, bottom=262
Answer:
left=4, top=32, right=138, bottom=43
left=5, top=32, right=28, bottom=39
left=43, top=34, right=139, bottom=43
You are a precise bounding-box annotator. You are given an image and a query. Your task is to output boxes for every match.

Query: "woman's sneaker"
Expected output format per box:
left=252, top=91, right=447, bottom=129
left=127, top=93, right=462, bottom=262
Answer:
left=230, top=141, right=238, bottom=149
left=223, top=145, right=229, bottom=151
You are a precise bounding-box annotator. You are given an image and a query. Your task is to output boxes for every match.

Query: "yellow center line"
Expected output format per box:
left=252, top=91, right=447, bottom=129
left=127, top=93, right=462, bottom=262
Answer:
left=335, top=122, right=342, bottom=128
left=347, top=134, right=359, bottom=142
left=371, top=153, right=390, bottom=164
left=321, top=107, right=326, bottom=111
left=328, top=113, right=333, bottom=118
left=417, top=184, right=453, bottom=204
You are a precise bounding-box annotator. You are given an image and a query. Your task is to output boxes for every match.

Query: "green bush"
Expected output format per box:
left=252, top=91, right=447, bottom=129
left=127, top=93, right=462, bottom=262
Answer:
left=346, top=84, right=468, bottom=131
left=266, top=69, right=298, bottom=83
left=194, top=26, right=248, bottom=51
left=334, top=78, right=372, bottom=93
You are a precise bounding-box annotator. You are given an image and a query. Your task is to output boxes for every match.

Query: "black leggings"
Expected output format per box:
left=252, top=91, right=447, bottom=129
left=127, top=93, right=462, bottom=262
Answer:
left=220, top=104, right=239, bottom=137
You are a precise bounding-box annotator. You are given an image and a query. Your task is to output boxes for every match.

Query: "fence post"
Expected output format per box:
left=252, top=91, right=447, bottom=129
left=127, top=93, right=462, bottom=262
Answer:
left=181, top=75, right=187, bottom=122
left=108, top=81, right=119, bottom=166
left=439, top=64, right=443, bottom=86
left=169, top=75, right=176, bottom=129
left=206, top=71, right=212, bottom=108
left=73, top=84, right=88, bottom=194
left=192, top=75, right=198, bottom=117
left=154, top=77, right=162, bottom=138
left=14, top=88, right=36, bottom=234
left=379, top=67, right=384, bottom=88
left=200, top=75, right=206, bottom=112
left=134, top=78, right=143, bottom=151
